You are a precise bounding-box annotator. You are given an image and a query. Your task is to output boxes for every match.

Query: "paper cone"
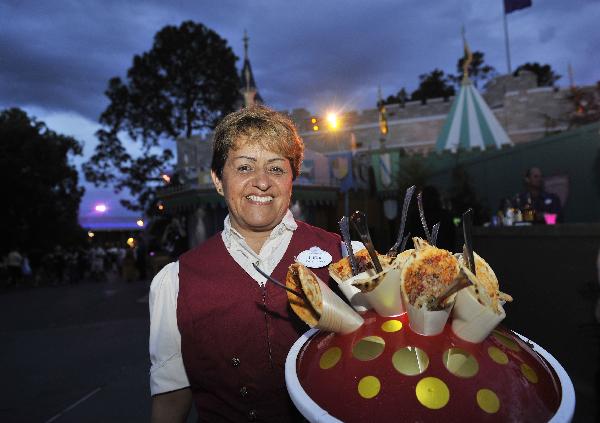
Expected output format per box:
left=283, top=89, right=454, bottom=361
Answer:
left=451, top=287, right=506, bottom=343
left=330, top=272, right=372, bottom=313
left=359, top=267, right=404, bottom=317
left=406, top=300, right=453, bottom=336
left=313, top=275, right=364, bottom=334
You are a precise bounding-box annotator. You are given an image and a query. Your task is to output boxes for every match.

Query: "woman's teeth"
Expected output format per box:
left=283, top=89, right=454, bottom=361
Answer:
left=247, top=195, right=273, bottom=203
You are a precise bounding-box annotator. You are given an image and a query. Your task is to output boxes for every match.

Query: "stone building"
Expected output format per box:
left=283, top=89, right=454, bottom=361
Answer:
left=291, top=70, right=574, bottom=156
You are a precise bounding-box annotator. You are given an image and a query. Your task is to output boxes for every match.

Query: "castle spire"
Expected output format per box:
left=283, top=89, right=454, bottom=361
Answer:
left=239, top=30, right=262, bottom=107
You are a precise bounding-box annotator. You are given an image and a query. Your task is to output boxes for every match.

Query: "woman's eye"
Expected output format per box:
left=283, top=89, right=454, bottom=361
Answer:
left=237, top=164, right=252, bottom=173
left=269, top=166, right=285, bottom=175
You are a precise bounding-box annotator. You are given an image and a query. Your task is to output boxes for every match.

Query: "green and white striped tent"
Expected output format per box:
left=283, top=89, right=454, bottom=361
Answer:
left=435, top=79, right=512, bottom=152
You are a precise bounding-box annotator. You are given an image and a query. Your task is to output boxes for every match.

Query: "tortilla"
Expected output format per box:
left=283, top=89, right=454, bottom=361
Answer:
left=286, top=263, right=320, bottom=326
left=457, top=252, right=512, bottom=314
left=401, top=237, right=460, bottom=309
left=328, top=248, right=393, bottom=283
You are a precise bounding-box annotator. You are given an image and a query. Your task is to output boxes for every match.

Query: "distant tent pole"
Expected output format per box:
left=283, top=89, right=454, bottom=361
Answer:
left=503, top=7, right=512, bottom=74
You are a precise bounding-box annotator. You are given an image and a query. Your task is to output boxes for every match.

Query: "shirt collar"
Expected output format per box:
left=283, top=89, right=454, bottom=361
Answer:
left=222, top=209, right=297, bottom=248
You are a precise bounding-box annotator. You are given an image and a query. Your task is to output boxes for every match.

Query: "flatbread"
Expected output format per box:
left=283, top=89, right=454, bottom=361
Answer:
left=286, top=263, right=320, bottom=326
left=328, top=248, right=393, bottom=283
left=457, top=252, right=512, bottom=314
left=401, top=238, right=460, bottom=309
left=296, top=263, right=323, bottom=314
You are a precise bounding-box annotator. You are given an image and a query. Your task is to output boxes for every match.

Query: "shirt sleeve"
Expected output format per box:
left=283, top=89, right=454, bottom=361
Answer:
left=149, top=261, right=190, bottom=395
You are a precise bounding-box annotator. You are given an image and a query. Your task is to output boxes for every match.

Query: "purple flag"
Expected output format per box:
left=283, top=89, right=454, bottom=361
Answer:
left=504, top=0, right=532, bottom=14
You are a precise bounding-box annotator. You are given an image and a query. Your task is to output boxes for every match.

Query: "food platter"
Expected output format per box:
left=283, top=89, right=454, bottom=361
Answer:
left=285, top=311, right=575, bottom=423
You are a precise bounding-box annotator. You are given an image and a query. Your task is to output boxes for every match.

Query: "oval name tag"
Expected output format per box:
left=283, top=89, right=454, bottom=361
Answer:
left=297, top=246, right=332, bottom=269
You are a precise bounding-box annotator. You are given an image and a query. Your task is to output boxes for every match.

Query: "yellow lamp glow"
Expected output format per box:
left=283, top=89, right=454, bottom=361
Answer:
left=326, top=113, right=338, bottom=129
left=136, top=219, right=144, bottom=227
left=126, top=237, right=135, bottom=247
left=88, top=231, right=95, bottom=238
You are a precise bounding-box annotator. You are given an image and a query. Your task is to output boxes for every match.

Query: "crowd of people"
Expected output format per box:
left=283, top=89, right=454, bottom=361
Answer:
left=1, top=242, right=149, bottom=288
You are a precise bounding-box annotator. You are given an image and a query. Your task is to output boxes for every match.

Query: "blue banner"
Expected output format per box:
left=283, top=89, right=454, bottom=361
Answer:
left=328, top=152, right=355, bottom=192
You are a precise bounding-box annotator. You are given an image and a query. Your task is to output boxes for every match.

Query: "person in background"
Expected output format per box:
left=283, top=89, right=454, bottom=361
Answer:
left=149, top=105, right=342, bottom=422
left=517, top=167, right=562, bottom=223
left=7, top=248, right=23, bottom=286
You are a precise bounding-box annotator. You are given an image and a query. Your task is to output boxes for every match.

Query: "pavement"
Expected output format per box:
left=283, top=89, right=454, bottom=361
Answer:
left=0, top=275, right=156, bottom=423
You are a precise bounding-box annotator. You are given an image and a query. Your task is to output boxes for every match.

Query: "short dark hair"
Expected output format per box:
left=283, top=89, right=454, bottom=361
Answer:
left=211, top=105, right=304, bottom=180
left=525, top=167, right=541, bottom=178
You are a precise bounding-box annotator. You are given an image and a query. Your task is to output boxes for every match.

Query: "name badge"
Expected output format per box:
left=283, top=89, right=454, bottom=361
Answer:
left=297, top=246, right=332, bottom=269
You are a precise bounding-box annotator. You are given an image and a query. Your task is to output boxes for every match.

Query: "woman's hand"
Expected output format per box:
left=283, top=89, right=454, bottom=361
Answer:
left=151, top=387, right=192, bottom=423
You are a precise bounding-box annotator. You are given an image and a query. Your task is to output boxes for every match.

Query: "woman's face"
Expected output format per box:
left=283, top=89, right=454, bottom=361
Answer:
left=211, top=141, right=294, bottom=237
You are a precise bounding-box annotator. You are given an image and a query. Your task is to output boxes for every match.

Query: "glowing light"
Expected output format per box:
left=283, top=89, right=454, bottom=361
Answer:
left=88, top=231, right=95, bottom=238
left=162, top=174, right=171, bottom=183
left=326, top=112, right=339, bottom=129
left=313, top=125, right=319, bottom=131
left=136, top=219, right=144, bottom=227
left=126, top=237, right=135, bottom=247
left=311, top=117, right=317, bottom=124
left=157, top=202, right=165, bottom=211
left=94, top=203, right=107, bottom=213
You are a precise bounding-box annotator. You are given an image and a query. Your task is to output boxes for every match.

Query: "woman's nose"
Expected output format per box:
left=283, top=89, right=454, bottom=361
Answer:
left=253, top=169, right=271, bottom=190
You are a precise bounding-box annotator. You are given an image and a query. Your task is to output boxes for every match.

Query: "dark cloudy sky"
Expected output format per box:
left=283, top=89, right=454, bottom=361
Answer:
left=1, top=0, right=599, bottom=222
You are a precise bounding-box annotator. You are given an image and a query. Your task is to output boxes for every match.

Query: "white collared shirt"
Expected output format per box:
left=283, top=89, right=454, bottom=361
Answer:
left=149, top=210, right=298, bottom=395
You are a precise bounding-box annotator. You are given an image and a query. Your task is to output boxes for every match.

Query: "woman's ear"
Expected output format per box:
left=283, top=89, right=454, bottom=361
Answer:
left=211, top=170, right=224, bottom=196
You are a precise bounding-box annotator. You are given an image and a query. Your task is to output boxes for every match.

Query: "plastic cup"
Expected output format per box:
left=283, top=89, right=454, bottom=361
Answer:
left=451, top=287, right=506, bottom=343
left=330, top=272, right=372, bottom=313
left=312, top=274, right=365, bottom=334
left=356, top=267, right=404, bottom=317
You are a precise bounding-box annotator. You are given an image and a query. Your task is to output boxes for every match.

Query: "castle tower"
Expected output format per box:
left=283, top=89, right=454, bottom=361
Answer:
left=239, top=31, right=263, bottom=107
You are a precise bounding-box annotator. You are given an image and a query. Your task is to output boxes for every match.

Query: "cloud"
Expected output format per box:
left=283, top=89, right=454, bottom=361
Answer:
left=2, top=0, right=599, bottom=215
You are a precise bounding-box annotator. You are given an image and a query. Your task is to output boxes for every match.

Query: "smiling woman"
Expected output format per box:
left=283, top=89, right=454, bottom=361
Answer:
left=149, top=105, right=342, bottom=423
left=210, top=106, right=303, bottom=252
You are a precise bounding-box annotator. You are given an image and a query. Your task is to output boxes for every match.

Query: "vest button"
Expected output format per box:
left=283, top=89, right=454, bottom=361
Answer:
left=247, top=409, right=257, bottom=421
left=231, top=357, right=241, bottom=367
left=240, top=386, right=248, bottom=397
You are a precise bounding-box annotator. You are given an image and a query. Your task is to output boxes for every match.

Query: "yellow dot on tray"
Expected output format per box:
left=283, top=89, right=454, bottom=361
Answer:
left=492, top=331, right=521, bottom=352
left=381, top=319, right=403, bottom=332
left=357, top=375, right=381, bottom=399
left=319, top=347, right=342, bottom=370
left=415, top=377, right=450, bottom=409
left=521, top=363, right=539, bottom=383
left=477, top=388, right=500, bottom=413
left=488, top=346, right=509, bottom=365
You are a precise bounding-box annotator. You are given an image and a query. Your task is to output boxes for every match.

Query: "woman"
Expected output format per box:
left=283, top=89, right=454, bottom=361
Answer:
left=150, top=105, right=341, bottom=422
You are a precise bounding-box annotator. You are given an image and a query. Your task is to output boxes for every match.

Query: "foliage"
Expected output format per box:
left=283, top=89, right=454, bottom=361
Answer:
left=0, top=108, right=85, bottom=254
left=383, top=87, right=409, bottom=106
left=397, top=154, right=430, bottom=192
left=447, top=165, right=489, bottom=225
left=83, top=21, right=240, bottom=212
left=513, top=62, right=561, bottom=87
left=411, top=69, right=456, bottom=103
left=452, top=50, right=497, bottom=88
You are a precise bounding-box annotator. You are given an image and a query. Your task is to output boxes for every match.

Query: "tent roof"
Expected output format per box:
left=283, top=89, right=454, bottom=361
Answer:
left=436, top=79, right=512, bottom=152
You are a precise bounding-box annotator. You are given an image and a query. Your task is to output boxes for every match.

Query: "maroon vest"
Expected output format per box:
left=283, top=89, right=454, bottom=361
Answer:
left=178, top=221, right=341, bottom=422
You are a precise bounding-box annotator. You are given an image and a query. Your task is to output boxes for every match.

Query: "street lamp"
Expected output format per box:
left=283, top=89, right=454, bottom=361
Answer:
left=326, top=112, right=339, bottom=130
left=136, top=219, right=144, bottom=227
left=94, top=203, right=107, bottom=213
